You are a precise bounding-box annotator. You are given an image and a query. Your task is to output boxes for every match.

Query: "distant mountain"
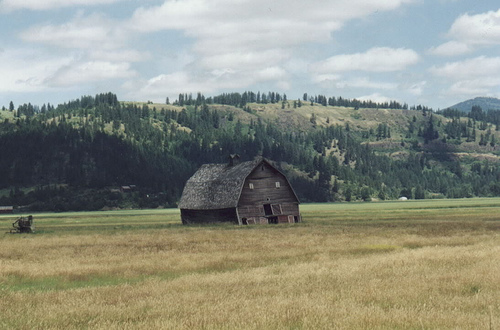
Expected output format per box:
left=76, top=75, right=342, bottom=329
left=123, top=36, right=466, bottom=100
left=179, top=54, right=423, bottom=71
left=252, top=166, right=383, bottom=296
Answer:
left=447, top=97, right=500, bottom=112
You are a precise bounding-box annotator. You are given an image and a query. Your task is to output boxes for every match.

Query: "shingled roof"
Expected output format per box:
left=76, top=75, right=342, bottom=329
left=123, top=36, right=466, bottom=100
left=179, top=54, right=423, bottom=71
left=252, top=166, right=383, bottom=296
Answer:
left=178, top=157, right=289, bottom=210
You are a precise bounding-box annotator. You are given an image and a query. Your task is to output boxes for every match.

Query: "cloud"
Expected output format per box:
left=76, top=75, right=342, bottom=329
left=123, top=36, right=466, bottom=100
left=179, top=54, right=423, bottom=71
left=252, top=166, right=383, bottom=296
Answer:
left=20, top=12, right=127, bottom=50
left=0, top=49, right=138, bottom=92
left=126, top=0, right=416, bottom=99
left=125, top=65, right=290, bottom=101
left=200, top=49, right=290, bottom=71
left=448, top=9, right=500, bottom=46
left=131, top=0, right=416, bottom=52
left=311, top=47, right=420, bottom=73
left=446, top=78, right=500, bottom=97
left=124, top=72, right=217, bottom=101
left=430, top=9, right=500, bottom=57
left=430, top=56, right=500, bottom=80
left=0, top=48, right=72, bottom=93
left=358, top=93, right=395, bottom=104
left=314, top=74, right=398, bottom=90
left=7, top=0, right=418, bottom=103
left=46, top=61, right=137, bottom=87
left=405, top=81, right=427, bottom=96
left=0, top=0, right=125, bottom=11
left=89, top=49, right=150, bottom=62
left=15, top=12, right=145, bottom=90
left=428, top=41, right=471, bottom=57
left=430, top=56, right=500, bottom=97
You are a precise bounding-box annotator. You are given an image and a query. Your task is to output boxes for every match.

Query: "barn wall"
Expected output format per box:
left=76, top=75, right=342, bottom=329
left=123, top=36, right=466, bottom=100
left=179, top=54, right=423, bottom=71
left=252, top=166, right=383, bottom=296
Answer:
left=237, top=162, right=300, bottom=223
left=237, top=203, right=300, bottom=221
left=239, top=162, right=298, bottom=205
left=180, top=208, right=238, bottom=224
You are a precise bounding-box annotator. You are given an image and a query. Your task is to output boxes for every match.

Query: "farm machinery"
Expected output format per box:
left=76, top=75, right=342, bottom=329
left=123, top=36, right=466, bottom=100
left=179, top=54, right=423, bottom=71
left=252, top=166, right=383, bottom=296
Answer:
left=10, top=215, right=34, bottom=233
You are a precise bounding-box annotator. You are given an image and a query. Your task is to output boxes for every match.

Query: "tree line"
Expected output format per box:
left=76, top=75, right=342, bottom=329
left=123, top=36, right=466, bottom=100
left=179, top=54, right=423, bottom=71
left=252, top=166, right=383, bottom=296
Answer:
left=171, top=91, right=418, bottom=111
left=1, top=92, right=500, bottom=211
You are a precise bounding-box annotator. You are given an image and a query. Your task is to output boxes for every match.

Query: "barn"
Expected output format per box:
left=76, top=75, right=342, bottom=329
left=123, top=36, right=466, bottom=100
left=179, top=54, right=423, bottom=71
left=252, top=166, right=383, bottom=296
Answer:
left=178, top=156, right=301, bottom=225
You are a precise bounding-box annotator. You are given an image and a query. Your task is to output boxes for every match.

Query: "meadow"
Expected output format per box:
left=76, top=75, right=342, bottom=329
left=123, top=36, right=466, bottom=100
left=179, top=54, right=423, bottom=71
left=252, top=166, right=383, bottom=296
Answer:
left=0, top=199, right=499, bottom=329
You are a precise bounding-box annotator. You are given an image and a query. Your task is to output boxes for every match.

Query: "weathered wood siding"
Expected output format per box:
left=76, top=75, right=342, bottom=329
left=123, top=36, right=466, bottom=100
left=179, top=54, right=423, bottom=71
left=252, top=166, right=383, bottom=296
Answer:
left=181, top=208, right=238, bottom=224
left=237, top=162, right=300, bottom=222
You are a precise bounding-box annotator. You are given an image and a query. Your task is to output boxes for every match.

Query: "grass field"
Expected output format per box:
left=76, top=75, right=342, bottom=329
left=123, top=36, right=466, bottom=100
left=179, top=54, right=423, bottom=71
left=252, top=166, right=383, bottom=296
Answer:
left=1, top=199, right=499, bottom=329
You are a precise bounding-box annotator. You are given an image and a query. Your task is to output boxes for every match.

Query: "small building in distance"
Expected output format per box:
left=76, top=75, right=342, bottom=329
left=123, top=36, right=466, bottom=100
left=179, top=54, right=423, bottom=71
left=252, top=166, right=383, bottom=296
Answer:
left=120, top=185, right=137, bottom=193
left=179, top=156, right=301, bottom=225
left=0, top=206, right=14, bottom=214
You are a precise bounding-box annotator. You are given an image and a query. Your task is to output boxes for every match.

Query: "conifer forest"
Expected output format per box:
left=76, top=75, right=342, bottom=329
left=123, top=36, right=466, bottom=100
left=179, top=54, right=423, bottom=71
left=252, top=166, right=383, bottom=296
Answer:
left=1, top=92, right=500, bottom=211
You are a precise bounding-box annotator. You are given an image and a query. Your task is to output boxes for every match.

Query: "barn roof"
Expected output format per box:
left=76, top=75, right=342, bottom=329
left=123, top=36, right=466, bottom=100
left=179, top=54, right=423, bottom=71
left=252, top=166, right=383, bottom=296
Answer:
left=178, top=157, right=297, bottom=210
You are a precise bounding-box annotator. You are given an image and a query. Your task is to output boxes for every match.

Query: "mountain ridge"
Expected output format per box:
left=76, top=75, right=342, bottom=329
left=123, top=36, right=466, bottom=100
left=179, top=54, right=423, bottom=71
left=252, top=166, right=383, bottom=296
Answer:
left=447, top=97, right=500, bottom=112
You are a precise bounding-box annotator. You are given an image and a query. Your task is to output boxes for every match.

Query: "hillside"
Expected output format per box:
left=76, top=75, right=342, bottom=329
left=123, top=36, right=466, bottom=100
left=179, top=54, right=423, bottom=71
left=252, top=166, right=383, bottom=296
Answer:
left=447, top=97, right=500, bottom=112
left=1, top=92, right=500, bottom=211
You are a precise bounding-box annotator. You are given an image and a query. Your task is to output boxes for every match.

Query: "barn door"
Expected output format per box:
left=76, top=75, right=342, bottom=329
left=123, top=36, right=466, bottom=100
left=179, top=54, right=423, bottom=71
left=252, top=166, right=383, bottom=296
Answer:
left=263, top=204, right=273, bottom=215
left=271, top=204, right=282, bottom=215
left=263, top=203, right=282, bottom=215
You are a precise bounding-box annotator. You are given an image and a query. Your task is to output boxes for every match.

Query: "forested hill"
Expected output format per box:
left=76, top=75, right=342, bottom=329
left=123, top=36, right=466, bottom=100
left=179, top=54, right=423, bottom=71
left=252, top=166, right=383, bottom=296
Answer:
left=447, top=97, right=500, bottom=113
left=1, top=92, right=500, bottom=212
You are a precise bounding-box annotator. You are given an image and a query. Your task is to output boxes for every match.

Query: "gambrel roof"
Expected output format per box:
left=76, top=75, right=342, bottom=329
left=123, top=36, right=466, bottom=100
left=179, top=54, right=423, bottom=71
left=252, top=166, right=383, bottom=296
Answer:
left=178, top=157, right=299, bottom=210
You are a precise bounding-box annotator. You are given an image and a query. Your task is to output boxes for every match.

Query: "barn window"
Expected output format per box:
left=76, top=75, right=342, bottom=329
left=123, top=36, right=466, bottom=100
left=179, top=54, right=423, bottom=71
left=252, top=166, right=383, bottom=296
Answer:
left=249, top=183, right=254, bottom=190
left=275, top=182, right=280, bottom=188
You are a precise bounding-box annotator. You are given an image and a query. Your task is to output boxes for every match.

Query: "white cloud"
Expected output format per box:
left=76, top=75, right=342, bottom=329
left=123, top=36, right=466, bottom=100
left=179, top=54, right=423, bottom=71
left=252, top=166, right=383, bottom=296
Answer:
left=446, top=78, right=500, bottom=97
left=0, top=48, right=72, bottom=92
left=431, top=56, right=500, bottom=97
left=16, top=12, right=145, bottom=90
left=131, top=0, right=415, bottom=51
left=20, top=12, right=127, bottom=50
left=200, top=49, right=290, bottom=71
left=428, top=41, right=471, bottom=57
left=125, top=65, right=291, bottom=102
left=358, top=93, right=395, bottom=104
left=311, top=47, right=420, bottom=73
left=255, top=66, right=288, bottom=82
left=46, top=61, right=137, bottom=87
left=89, top=49, right=150, bottom=62
left=124, top=72, right=217, bottom=101
left=448, top=9, right=500, bottom=46
left=311, top=74, right=343, bottom=85
left=430, top=56, right=500, bottom=80
left=406, top=81, right=427, bottom=96
left=311, top=72, right=399, bottom=94
left=431, top=9, right=500, bottom=57
left=0, top=0, right=125, bottom=11
left=6, top=0, right=420, bottom=103
left=340, top=77, right=397, bottom=90
left=126, top=0, right=416, bottom=99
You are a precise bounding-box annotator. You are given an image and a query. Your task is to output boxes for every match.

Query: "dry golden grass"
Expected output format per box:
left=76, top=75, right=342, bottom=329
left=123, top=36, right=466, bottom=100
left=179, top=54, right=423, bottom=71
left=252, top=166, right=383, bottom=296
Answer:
left=1, top=200, right=499, bottom=329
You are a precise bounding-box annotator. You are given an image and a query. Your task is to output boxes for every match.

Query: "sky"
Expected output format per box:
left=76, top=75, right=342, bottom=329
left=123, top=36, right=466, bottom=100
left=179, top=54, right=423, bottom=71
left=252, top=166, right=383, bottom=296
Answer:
left=1, top=0, right=500, bottom=110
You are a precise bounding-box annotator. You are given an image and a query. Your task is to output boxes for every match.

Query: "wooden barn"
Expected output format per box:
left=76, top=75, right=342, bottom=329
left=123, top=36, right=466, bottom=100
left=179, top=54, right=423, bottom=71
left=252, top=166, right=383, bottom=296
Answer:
left=179, top=156, right=301, bottom=225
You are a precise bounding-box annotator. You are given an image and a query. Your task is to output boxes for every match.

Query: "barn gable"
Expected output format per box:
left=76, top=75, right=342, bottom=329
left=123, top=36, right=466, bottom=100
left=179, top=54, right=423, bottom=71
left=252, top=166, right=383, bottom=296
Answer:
left=178, top=157, right=300, bottom=224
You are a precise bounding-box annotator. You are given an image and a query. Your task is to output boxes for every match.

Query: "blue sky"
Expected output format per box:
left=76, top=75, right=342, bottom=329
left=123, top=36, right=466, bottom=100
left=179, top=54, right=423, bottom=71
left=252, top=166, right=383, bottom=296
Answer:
left=1, top=0, right=500, bottom=110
